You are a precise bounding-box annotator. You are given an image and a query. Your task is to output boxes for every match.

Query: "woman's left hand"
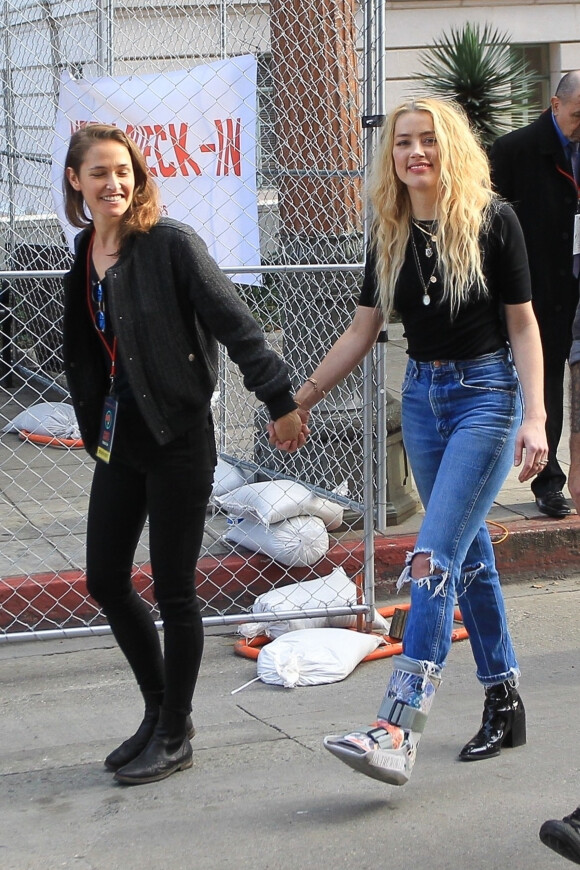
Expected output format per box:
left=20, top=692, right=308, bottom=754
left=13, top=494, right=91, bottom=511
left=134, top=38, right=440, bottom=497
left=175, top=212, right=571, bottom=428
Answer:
left=513, top=417, right=549, bottom=482
left=267, top=411, right=309, bottom=453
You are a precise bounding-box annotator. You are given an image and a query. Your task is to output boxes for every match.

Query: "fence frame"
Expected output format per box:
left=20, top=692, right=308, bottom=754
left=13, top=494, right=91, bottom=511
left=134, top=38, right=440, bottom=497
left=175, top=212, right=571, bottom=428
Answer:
left=0, top=0, right=391, bottom=643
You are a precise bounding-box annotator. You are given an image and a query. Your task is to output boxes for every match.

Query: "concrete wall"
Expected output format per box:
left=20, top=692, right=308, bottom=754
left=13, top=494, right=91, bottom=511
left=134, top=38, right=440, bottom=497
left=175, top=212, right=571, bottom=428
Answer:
left=382, top=1, right=580, bottom=108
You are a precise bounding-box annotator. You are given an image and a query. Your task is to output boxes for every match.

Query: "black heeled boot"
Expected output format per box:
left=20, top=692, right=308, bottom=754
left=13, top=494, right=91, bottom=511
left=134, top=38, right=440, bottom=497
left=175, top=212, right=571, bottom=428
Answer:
left=459, top=680, right=526, bottom=762
left=114, top=709, right=193, bottom=785
left=105, top=693, right=195, bottom=772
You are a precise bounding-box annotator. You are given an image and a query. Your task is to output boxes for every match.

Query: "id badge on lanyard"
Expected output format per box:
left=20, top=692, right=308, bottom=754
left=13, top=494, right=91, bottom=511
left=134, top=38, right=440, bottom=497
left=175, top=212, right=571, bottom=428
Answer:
left=86, top=237, right=119, bottom=463
left=96, top=394, right=118, bottom=463
left=94, top=333, right=118, bottom=464
left=574, top=212, right=580, bottom=257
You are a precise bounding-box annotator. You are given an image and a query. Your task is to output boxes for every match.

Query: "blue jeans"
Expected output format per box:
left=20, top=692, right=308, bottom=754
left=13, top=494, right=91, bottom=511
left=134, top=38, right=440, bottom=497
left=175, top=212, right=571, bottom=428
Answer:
left=399, top=349, right=523, bottom=686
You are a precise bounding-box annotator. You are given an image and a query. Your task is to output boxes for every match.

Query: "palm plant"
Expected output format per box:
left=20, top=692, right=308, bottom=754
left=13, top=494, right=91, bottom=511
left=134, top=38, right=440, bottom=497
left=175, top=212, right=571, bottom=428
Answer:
left=416, top=21, right=541, bottom=149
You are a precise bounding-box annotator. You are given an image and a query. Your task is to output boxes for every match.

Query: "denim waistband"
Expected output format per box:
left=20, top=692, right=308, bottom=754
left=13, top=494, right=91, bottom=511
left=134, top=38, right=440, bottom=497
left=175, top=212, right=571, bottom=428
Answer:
left=409, top=348, right=511, bottom=374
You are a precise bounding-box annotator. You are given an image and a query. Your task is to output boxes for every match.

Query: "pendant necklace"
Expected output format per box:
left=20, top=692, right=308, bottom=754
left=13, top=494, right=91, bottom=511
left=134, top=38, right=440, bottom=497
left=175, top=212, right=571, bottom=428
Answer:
left=410, top=223, right=438, bottom=306
left=412, top=219, right=437, bottom=258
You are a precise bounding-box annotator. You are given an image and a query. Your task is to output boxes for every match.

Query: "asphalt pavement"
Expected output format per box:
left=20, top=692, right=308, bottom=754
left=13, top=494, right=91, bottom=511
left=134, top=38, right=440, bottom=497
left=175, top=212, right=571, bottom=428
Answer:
left=2, top=574, right=580, bottom=870
left=2, top=325, right=580, bottom=870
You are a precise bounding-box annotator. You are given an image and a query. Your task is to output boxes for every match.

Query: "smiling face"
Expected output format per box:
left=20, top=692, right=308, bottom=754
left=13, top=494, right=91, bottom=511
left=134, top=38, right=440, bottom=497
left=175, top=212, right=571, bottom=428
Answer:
left=65, top=139, right=135, bottom=227
left=392, top=110, right=441, bottom=211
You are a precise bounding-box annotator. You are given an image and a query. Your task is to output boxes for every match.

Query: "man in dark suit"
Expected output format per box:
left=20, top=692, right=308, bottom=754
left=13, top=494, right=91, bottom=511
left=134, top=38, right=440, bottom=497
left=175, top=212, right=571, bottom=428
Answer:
left=490, top=70, right=580, bottom=518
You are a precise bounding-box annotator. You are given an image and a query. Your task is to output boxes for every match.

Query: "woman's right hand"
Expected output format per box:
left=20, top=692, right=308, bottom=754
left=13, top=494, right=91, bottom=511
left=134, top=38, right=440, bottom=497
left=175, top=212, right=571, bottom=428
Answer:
left=513, top=417, right=549, bottom=483
left=267, top=410, right=309, bottom=452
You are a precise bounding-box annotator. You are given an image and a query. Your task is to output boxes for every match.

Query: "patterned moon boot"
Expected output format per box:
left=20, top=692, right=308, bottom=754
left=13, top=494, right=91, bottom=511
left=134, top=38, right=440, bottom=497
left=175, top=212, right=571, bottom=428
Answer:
left=323, top=654, right=441, bottom=785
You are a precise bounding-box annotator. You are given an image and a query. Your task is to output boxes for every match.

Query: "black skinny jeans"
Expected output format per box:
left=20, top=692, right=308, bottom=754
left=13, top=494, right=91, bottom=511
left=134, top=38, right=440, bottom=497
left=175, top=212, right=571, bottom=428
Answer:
left=85, top=415, right=215, bottom=718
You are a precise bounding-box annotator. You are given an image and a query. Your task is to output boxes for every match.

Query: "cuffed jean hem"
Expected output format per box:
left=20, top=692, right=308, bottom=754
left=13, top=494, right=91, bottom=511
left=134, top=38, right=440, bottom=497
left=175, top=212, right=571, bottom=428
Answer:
left=393, top=652, right=443, bottom=680
left=476, top=667, right=520, bottom=688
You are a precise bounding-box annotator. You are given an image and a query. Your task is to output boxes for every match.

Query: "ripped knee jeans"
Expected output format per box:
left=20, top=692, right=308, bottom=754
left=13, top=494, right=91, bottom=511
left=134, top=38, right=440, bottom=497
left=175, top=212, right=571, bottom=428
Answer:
left=398, top=351, right=523, bottom=686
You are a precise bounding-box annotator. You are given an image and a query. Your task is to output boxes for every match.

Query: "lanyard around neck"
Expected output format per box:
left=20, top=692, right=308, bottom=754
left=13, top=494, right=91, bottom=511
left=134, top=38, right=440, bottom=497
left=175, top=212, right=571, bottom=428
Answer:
left=86, top=232, right=117, bottom=386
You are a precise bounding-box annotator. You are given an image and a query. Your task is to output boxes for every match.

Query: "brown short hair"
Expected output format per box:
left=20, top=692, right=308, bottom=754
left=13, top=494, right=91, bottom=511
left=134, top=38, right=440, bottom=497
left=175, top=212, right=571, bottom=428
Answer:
left=63, top=123, right=161, bottom=240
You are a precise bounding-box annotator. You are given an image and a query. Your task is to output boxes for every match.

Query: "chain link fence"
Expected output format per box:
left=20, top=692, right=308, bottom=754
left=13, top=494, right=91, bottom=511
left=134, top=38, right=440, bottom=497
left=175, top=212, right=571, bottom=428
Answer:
left=0, top=0, right=400, bottom=641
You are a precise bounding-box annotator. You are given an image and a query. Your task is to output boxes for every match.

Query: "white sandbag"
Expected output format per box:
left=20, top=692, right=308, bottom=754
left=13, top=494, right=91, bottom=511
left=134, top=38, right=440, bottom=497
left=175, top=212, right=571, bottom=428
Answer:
left=214, top=479, right=344, bottom=530
left=254, top=567, right=353, bottom=612
left=2, top=402, right=80, bottom=439
left=211, top=457, right=252, bottom=498
left=257, top=628, right=383, bottom=687
left=237, top=567, right=390, bottom=638
left=238, top=616, right=329, bottom=639
left=225, top=515, right=329, bottom=567
left=328, top=610, right=391, bottom=632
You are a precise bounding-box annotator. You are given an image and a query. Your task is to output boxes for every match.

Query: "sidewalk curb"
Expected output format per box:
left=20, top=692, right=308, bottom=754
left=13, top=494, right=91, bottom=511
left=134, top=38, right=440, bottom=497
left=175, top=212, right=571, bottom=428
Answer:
left=0, top=542, right=366, bottom=631
left=2, top=516, right=580, bottom=631
left=373, top=515, right=580, bottom=589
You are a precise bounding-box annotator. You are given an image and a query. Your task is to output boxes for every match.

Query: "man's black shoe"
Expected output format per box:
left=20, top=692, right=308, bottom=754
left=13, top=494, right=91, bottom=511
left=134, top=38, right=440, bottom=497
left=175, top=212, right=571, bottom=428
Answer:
left=535, top=491, right=571, bottom=518
left=540, top=806, right=580, bottom=864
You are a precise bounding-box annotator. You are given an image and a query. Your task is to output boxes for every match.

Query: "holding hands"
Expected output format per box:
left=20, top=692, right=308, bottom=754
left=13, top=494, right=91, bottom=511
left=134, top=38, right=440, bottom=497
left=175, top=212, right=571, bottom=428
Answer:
left=267, top=409, right=310, bottom=453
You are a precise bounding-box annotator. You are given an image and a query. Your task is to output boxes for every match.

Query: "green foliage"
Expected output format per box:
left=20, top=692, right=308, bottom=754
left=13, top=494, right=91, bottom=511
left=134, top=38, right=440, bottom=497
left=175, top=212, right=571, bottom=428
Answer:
left=416, top=21, right=541, bottom=149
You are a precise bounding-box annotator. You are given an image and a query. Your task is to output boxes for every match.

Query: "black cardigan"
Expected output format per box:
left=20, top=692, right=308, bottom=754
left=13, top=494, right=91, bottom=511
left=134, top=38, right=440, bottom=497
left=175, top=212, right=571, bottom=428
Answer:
left=63, top=218, right=296, bottom=457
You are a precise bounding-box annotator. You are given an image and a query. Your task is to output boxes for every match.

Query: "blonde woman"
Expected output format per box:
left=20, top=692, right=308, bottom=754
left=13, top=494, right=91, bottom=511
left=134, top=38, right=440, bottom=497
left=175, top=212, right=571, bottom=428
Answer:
left=283, top=98, right=547, bottom=786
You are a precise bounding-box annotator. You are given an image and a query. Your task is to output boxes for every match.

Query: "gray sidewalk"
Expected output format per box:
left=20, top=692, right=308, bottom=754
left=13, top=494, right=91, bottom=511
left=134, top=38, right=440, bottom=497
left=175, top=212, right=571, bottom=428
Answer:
left=2, top=576, right=580, bottom=870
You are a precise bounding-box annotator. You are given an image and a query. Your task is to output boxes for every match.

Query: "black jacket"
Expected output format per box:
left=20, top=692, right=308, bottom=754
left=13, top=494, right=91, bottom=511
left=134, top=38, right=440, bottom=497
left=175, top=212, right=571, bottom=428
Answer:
left=489, top=109, right=579, bottom=357
left=63, top=218, right=296, bottom=457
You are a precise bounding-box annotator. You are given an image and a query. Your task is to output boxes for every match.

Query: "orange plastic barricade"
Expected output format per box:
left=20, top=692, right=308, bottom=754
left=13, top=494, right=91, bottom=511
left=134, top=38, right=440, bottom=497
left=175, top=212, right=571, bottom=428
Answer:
left=234, top=600, right=468, bottom=663
left=18, top=430, right=85, bottom=450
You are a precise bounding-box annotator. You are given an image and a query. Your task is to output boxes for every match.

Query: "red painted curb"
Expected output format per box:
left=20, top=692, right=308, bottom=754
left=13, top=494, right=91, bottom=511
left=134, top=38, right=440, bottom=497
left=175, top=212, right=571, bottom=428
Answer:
left=2, top=517, right=580, bottom=632
left=0, top=541, right=366, bottom=631
left=373, top=515, right=580, bottom=591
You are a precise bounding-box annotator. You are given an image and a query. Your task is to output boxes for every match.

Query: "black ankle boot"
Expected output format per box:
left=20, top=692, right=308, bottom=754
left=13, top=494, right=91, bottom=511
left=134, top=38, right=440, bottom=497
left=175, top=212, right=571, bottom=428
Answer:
left=105, top=693, right=195, bottom=772
left=113, top=709, right=193, bottom=785
left=104, top=691, right=162, bottom=771
left=459, top=680, right=526, bottom=762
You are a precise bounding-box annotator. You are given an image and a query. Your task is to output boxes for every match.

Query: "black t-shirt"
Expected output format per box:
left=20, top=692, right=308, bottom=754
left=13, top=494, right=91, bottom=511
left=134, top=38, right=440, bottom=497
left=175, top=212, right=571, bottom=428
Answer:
left=359, top=202, right=532, bottom=361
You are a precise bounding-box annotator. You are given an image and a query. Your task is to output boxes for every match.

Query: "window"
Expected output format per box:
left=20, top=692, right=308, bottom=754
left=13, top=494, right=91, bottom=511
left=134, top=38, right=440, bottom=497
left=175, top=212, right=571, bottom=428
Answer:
left=511, top=44, right=550, bottom=121
left=256, top=53, right=277, bottom=189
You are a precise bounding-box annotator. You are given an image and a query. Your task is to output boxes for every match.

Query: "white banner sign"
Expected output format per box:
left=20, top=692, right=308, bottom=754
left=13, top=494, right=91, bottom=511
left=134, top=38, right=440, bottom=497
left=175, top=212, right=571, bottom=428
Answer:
left=51, top=56, right=260, bottom=284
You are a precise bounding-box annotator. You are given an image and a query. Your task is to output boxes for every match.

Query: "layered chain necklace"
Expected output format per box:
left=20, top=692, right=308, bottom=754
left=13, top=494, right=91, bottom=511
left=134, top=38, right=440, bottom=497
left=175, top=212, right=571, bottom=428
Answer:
left=410, top=219, right=438, bottom=306
left=412, top=219, right=437, bottom=257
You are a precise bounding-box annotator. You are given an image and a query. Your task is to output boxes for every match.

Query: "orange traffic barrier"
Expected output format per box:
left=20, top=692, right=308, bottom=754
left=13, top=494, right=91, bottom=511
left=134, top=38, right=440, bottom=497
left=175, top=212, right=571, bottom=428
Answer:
left=18, top=430, right=85, bottom=449
left=234, top=601, right=468, bottom=662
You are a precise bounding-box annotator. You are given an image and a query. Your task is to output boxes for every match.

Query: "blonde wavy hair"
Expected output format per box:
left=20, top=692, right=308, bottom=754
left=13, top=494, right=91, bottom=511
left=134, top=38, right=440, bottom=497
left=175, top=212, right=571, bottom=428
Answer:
left=367, top=97, right=497, bottom=318
left=63, top=124, right=161, bottom=246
